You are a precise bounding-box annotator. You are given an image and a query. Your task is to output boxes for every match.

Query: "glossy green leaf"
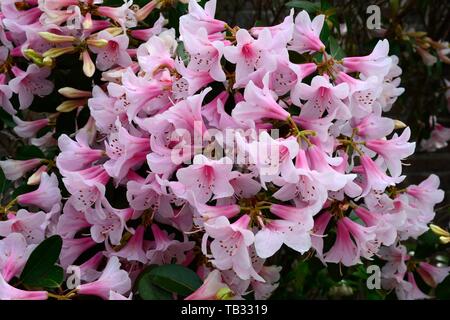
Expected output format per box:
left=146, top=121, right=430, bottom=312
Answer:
left=20, top=235, right=64, bottom=289
left=147, top=264, right=202, bottom=296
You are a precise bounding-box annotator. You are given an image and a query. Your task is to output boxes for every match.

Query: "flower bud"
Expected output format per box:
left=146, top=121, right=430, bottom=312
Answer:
left=39, top=32, right=76, bottom=43
left=43, top=47, right=77, bottom=59
left=86, top=38, right=109, bottom=48
left=56, top=99, right=87, bottom=113
left=58, top=87, right=92, bottom=99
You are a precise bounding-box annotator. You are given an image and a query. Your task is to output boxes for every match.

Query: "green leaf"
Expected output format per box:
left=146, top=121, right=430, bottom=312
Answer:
left=137, top=272, right=173, bottom=300
left=147, top=264, right=202, bottom=296
left=20, top=235, right=64, bottom=289
left=286, top=1, right=320, bottom=13
left=25, top=265, right=64, bottom=288
left=16, top=145, right=46, bottom=160
left=0, top=109, right=15, bottom=128
left=329, top=37, right=345, bottom=60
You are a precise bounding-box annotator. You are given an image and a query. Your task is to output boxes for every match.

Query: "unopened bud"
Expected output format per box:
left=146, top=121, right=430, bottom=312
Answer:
left=58, top=87, right=92, bottom=99
left=56, top=99, right=87, bottom=113
left=86, top=38, right=109, bottom=48
left=23, top=49, right=44, bottom=66
left=82, top=51, right=95, bottom=78
left=43, top=47, right=76, bottom=59
left=136, top=0, right=157, bottom=21
left=83, top=13, right=93, bottom=30
left=39, top=32, right=76, bottom=43
left=430, top=224, right=450, bottom=237
left=42, top=56, right=54, bottom=67
left=27, top=165, right=48, bottom=186
left=216, top=287, right=234, bottom=300
left=394, top=120, right=407, bottom=129
left=105, top=27, right=123, bottom=37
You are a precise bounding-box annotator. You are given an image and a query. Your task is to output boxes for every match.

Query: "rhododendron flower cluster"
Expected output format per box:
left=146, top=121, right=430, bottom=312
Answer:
left=0, top=0, right=448, bottom=301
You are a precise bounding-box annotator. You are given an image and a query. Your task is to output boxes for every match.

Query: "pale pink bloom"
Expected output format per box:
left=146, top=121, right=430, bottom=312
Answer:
left=185, top=269, right=232, bottom=300
left=324, top=219, right=361, bottom=266
left=111, top=226, right=147, bottom=263
left=56, top=201, right=90, bottom=239
left=17, top=173, right=61, bottom=211
left=182, top=27, right=225, bottom=81
left=224, top=29, right=276, bottom=83
left=0, top=158, right=42, bottom=180
left=0, top=273, right=47, bottom=300
left=251, top=9, right=294, bottom=43
left=194, top=201, right=240, bottom=222
left=8, top=65, right=54, bottom=109
left=241, top=131, right=299, bottom=187
left=379, top=245, right=409, bottom=279
left=173, top=58, right=214, bottom=99
left=305, top=145, right=357, bottom=191
left=289, top=10, right=325, bottom=54
left=251, top=265, right=281, bottom=300
left=146, top=224, right=195, bottom=265
left=272, top=152, right=330, bottom=215
left=75, top=252, right=103, bottom=283
left=30, top=131, right=57, bottom=148
left=88, top=85, right=122, bottom=134
left=293, top=75, right=350, bottom=120
left=121, top=69, right=166, bottom=121
left=420, top=122, right=450, bottom=152
left=89, top=30, right=132, bottom=71
left=0, top=233, right=35, bottom=281
left=292, top=109, right=334, bottom=143
left=310, top=211, right=332, bottom=263
left=203, top=215, right=264, bottom=281
left=85, top=204, right=133, bottom=245
left=232, top=77, right=290, bottom=126
left=343, top=39, right=392, bottom=78
left=335, top=72, right=382, bottom=117
left=273, top=60, right=316, bottom=96
left=365, top=127, right=415, bottom=177
left=406, top=174, right=444, bottom=218
left=60, top=237, right=97, bottom=268
left=104, top=122, right=150, bottom=182
left=202, top=91, right=240, bottom=130
left=0, top=73, right=14, bottom=115
left=176, top=155, right=235, bottom=203
left=109, top=291, right=133, bottom=300
left=341, top=217, right=378, bottom=259
left=395, top=273, right=430, bottom=300
left=126, top=173, right=163, bottom=211
left=417, top=262, right=450, bottom=288
left=63, top=165, right=109, bottom=212
left=355, top=206, right=405, bottom=246
left=12, top=116, right=49, bottom=138
left=97, top=1, right=137, bottom=29
left=0, top=209, right=46, bottom=244
left=349, top=105, right=394, bottom=139
left=375, top=55, right=404, bottom=111
left=130, top=14, right=165, bottom=41
left=137, top=34, right=175, bottom=74
left=77, top=256, right=131, bottom=300
left=229, top=172, right=261, bottom=199
left=180, top=0, right=225, bottom=36
left=392, top=194, right=430, bottom=240
left=355, top=155, right=404, bottom=197
left=255, top=204, right=314, bottom=258
left=57, top=132, right=104, bottom=174
left=416, top=46, right=437, bottom=66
